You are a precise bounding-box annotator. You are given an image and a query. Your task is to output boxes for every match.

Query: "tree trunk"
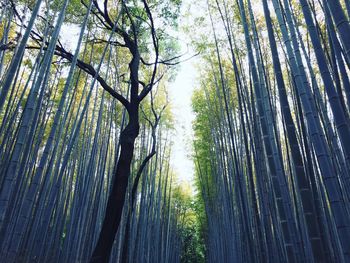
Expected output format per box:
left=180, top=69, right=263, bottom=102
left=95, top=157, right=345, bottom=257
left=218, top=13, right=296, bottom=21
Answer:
left=90, top=108, right=139, bottom=263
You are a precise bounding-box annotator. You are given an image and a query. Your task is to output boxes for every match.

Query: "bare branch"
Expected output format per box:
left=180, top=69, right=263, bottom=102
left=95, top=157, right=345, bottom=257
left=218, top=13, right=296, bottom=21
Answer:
left=87, top=38, right=127, bottom=47
left=137, top=0, right=159, bottom=102
left=140, top=51, right=200, bottom=66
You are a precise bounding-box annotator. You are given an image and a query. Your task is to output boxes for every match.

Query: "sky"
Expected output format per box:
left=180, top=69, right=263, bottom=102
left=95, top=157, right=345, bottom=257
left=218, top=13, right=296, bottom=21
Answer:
left=166, top=0, right=202, bottom=186
left=168, top=57, right=197, bottom=185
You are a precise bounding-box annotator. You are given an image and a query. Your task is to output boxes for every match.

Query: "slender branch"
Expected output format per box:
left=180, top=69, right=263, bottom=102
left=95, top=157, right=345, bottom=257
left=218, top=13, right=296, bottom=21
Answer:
left=87, top=38, right=127, bottom=47
left=138, top=0, right=159, bottom=102
left=140, top=51, right=200, bottom=66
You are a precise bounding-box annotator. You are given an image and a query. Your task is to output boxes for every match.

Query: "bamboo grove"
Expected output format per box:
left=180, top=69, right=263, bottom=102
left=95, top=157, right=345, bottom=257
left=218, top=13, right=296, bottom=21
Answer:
left=0, top=0, right=196, bottom=262
left=2, top=0, right=350, bottom=262
left=192, top=0, right=350, bottom=262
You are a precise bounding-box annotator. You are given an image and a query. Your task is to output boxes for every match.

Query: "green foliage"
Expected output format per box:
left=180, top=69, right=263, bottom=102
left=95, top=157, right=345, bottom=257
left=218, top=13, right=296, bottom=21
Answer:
left=172, top=182, right=206, bottom=263
left=178, top=222, right=205, bottom=263
left=51, top=0, right=85, bottom=23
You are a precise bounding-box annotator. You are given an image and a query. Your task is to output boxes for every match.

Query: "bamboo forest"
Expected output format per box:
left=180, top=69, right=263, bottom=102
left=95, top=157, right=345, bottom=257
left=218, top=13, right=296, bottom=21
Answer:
left=2, top=0, right=350, bottom=262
